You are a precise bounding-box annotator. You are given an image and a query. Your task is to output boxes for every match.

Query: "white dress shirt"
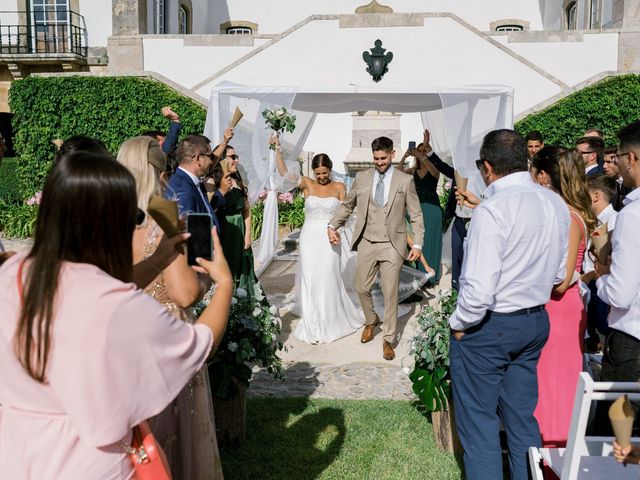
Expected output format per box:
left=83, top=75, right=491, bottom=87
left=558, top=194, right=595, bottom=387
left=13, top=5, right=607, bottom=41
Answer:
left=178, top=166, right=213, bottom=215
left=583, top=203, right=617, bottom=273
left=372, top=167, right=393, bottom=206
left=449, top=172, right=570, bottom=331
left=585, top=164, right=599, bottom=175
left=596, top=187, right=640, bottom=340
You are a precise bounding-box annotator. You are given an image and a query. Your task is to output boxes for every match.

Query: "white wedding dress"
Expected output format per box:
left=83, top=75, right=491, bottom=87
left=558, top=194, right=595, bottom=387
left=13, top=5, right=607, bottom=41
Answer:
left=292, top=195, right=430, bottom=344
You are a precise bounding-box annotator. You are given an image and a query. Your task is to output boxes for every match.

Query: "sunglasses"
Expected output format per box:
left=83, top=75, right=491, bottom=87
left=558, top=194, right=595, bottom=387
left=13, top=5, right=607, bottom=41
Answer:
left=610, top=152, right=630, bottom=162
left=475, top=159, right=484, bottom=170
left=227, top=154, right=239, bottom=160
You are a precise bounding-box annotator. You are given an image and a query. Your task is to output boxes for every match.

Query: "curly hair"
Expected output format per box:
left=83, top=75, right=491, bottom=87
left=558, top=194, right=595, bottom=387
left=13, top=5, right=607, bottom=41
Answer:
left=557, top=149, right=597, bottom=234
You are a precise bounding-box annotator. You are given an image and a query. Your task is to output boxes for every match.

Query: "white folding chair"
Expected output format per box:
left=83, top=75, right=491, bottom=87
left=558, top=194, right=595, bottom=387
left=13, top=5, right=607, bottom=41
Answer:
left=529, top=372, right=640, bottom=479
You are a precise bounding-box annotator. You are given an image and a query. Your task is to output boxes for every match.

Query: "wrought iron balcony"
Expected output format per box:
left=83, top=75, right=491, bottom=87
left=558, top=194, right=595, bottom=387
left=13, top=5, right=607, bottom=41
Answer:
left=0, top=10, right=87, bottom=57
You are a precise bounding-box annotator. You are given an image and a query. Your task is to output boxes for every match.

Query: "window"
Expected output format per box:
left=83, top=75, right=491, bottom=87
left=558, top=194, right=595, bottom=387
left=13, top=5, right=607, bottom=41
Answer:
left=590, top=0, right=601, bottom=28
left=226, top=26, right=252, bottom=35
left=31, top=0, right=70, bottom=53
left=567, top=2, right=577, bottom=30
left=179, top=5, right=189, bottom=34
left=154, top=0, right=166, bottom=34
left=495, top=24, right=524, bottom=32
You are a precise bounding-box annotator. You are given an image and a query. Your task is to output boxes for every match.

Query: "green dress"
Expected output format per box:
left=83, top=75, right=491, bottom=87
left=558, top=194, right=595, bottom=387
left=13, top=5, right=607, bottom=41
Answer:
left=414, top=171, right=443, bottom=283
left=220, top=188, right=257, bottom=296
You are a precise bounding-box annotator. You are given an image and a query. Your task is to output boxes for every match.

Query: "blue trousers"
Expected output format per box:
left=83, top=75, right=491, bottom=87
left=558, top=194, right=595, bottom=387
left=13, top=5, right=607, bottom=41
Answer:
left=450, top=309, right=550, bottom=480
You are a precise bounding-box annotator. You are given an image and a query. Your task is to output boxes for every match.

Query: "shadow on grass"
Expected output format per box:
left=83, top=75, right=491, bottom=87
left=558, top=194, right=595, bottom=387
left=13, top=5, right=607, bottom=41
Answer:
left=221, top=363, right=345, bottom=480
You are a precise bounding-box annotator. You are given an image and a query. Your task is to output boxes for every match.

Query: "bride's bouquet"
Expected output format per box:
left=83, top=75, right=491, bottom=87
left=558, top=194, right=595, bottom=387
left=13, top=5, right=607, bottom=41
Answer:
left=262, top=106, right=296, bottom=149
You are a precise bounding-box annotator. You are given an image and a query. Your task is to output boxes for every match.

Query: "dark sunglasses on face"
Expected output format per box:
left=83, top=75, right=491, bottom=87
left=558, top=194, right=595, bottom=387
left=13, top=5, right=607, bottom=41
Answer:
left=227, top=154, right=239, bottom=160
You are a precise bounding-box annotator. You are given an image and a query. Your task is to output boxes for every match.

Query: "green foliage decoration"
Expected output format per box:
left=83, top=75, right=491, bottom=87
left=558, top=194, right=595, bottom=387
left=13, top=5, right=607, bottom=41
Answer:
left=409, top=289, right=457, bottom=412
left=0, top=200, right=38, bottom=238
left=515, top=74, right=640, bottom=147
left=9, top=75, right=207, bottom=197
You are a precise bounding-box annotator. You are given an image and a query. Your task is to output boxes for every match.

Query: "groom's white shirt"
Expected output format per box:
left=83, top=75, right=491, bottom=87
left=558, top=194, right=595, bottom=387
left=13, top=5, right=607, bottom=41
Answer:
left=372, top=167, right=393, bottom=206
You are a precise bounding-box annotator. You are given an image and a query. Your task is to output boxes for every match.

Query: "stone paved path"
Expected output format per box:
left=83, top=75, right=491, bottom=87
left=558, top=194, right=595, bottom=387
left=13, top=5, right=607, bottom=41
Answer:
left=249, top=362, right=415, bottom=400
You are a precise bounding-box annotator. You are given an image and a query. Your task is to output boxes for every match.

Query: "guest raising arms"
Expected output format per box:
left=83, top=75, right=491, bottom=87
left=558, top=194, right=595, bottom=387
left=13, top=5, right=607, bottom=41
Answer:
left=398, top=129, right=443, bottom=284
left=117, top=136, right=223, bottom=480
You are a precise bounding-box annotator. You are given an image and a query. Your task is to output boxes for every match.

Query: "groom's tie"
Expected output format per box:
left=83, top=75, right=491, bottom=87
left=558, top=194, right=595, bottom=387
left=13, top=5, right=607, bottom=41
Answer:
left=375, top=172, right=385, bottom=208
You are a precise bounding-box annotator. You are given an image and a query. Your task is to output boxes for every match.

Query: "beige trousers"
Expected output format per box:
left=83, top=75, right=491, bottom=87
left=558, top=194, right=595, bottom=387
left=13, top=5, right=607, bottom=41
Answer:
left=355, top=238, right=404, bottom=344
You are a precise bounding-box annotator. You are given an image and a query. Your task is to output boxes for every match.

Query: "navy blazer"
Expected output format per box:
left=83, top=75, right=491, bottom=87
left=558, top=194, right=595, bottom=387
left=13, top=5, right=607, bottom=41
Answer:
left=586, top=165, right=605, bottom=177
left=165, top=168, right=225, bottom=233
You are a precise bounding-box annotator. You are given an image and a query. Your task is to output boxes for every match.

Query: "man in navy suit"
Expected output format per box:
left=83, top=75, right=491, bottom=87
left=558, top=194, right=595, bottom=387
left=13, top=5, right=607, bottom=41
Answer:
left=577, top=136, right=605, bottom=176
left=165, top=134, right=228, bottom=233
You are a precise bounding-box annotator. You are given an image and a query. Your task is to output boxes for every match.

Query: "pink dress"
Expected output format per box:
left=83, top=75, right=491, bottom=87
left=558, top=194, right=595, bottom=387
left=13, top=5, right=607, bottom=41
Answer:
left=535, top=211, right=587, bottom=447
left=0, top=254, right=213, bottom=480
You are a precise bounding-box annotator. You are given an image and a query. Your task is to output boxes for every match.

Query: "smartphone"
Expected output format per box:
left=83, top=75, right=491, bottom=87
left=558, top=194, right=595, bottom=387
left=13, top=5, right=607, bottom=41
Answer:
left=408, top=141, right=416, bottom=150
left=186, top=213, right=213, bottom=266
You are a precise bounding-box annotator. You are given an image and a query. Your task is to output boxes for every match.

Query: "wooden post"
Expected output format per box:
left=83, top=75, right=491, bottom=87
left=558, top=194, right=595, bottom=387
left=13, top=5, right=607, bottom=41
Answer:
left=431, top=403, right=463, bottom=454
left=212, top=381, right=247, bottom=448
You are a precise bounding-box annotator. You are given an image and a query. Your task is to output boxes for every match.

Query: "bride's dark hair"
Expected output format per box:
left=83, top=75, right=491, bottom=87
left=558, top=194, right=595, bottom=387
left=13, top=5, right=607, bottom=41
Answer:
left=311, top=153, right=332, bottom=170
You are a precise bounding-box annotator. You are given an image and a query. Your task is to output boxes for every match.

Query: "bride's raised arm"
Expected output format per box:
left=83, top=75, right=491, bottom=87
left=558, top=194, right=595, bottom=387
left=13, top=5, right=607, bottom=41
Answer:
left=270, top=134, right=307, bottom=192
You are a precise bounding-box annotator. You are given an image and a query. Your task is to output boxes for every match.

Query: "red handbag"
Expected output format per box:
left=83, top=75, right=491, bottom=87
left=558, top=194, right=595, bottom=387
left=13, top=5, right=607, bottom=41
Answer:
left=123, top=420, right=173, bottom=480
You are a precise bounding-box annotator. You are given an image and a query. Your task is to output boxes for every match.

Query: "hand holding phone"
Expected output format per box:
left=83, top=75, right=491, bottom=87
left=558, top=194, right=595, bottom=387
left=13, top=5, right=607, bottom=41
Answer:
left=186, top=213, right=213, bottom=266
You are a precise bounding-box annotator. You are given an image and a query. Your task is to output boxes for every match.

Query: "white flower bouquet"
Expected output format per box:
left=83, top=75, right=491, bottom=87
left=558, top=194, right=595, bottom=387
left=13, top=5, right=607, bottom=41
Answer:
left=261, top=107, right=296, bottom=149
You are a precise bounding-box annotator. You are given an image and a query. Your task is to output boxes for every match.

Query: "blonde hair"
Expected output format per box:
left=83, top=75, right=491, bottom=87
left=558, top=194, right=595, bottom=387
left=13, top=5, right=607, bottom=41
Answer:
left=557, top=149, right=597, bottom=234
left=116, top=136, right=164, bottom=211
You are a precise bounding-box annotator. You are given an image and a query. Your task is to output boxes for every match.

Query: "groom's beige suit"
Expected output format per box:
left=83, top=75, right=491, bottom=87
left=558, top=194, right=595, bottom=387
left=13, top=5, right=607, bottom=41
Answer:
left=329, top=167, right=424, bottom=343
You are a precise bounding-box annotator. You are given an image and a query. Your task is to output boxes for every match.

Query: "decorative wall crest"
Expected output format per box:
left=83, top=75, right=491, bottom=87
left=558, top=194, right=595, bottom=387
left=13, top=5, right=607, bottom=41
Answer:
left=363, top=39, right=393, bottom=82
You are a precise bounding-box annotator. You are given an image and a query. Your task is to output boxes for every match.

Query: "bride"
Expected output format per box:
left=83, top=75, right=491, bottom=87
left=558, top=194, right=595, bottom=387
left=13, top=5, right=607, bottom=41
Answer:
left=272, top=136, right=432, bottom=344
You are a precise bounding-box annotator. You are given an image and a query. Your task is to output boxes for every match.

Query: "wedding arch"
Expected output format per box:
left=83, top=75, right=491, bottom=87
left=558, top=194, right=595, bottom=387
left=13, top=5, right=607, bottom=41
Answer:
left=203, top=82, right=514, bottom=270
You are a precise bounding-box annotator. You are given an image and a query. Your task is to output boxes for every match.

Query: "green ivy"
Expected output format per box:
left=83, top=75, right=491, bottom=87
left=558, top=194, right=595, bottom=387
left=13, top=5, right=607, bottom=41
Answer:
left=9, top=75, right=207, bottom=197
left=515, top=74, right=640, bottom=147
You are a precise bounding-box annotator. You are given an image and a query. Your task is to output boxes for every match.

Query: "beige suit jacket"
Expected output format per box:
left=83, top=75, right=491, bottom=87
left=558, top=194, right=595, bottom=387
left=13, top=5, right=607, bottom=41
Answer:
left=329, top=168, right=425, bottom=257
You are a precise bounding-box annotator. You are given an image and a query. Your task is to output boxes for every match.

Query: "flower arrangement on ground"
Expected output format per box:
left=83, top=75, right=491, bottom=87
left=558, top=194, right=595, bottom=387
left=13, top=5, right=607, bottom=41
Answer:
left=409, top=288, right=457, bottom=412
left=262, top=107, right=296, bottom=149
left=193, top=282, right=284, bottom=400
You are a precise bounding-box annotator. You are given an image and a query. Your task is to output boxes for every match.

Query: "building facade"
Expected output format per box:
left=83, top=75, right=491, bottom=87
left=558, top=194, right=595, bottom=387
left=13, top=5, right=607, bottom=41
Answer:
left=0, top=0, right=638, bottom=169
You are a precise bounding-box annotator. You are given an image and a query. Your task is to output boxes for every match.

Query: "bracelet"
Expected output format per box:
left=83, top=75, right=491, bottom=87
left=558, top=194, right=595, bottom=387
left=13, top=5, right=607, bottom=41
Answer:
left=143, top=257, right=163, bottom=276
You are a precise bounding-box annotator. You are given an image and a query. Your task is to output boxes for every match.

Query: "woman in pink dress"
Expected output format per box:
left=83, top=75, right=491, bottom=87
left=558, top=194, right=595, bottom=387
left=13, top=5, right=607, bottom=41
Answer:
left=530, top=147, right=596, bottom=447
left=0, top=151, right=232, bottom=479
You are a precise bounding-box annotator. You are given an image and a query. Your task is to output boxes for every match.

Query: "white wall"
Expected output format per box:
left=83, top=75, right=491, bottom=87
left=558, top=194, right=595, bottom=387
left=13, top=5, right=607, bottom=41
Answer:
left=491, top=32, right=619, bottom=87
left=79, top=1, right=112, bottom=46
left=210, top=0, right=544, bottom=33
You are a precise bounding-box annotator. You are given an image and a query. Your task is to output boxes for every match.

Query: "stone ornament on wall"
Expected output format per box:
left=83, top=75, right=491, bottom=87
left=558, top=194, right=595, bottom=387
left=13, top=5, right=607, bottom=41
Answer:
left=363, top=39, right=393, bottom=83
left=355, top=0, right=393, bottom=14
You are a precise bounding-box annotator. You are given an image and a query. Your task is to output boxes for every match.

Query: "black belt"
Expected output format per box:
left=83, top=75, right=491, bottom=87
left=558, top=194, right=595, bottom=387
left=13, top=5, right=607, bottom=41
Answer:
left=489, top=305, right=545, bottom=317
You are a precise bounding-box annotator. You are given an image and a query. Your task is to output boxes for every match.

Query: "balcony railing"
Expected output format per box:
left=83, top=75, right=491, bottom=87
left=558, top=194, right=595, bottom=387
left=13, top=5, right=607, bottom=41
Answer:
left=0, top=10, right=87, bottom=57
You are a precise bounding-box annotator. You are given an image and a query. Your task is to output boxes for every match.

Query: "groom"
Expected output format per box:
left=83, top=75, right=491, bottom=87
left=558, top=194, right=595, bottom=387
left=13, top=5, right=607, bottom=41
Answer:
left=328, top=136, right=424, bottom=360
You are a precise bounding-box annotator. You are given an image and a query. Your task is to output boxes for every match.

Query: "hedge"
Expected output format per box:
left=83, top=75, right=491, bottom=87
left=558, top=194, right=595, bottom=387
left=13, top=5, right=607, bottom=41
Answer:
left=9, top=75, right=207, bottom=197
left=515, top=74, right=640, bottom=147
left=0, top=157, right=23, bottom=204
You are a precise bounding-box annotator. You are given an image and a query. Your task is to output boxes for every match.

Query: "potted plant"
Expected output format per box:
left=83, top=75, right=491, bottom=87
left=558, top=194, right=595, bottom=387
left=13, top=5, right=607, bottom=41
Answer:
left=193, top=282, right=284, bottom=447
left=409, top=288, right=461, bottom=453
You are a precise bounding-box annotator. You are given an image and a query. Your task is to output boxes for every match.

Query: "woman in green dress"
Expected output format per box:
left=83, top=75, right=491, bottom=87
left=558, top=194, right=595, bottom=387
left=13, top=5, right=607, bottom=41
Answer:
left=217, top=145, right=257, bottom=296
left=397, top=141, right=443, bottom=285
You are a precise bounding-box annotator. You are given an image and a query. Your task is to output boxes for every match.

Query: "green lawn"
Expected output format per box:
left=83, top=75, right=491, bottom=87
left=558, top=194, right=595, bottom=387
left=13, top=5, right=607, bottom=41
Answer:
left=220, top=398, right=464, bottom=480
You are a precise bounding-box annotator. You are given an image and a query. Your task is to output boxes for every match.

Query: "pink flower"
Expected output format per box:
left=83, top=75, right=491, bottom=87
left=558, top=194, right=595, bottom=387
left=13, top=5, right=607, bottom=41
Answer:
left=444, top=181, right=452, bottom=191
left=258, top=189, right=268, bottom=200
left=277, top=192, right=293, bottom=203
left=26, top=191, right=42, bottom=206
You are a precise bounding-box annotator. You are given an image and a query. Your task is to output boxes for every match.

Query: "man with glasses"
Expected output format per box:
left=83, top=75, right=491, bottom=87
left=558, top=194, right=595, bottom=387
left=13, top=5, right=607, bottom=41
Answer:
left=449, top=130, right=570, bottom=480
left=603, top=146, right=632, bottom=211
left=576, top=136, right=605, bottom=176
left=166, top=134, right=226, bottom=233
left=594, top=120, right=640, bottom=445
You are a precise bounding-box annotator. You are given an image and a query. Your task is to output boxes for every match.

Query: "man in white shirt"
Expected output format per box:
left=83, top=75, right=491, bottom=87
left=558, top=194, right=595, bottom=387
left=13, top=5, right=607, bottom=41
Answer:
left=449, top=130, right=570, bottom=480
left=595, top=120, right=640, bottom=408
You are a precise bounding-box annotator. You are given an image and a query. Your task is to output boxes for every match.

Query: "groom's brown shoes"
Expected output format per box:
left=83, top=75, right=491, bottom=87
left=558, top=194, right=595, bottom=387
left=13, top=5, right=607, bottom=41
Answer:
left=360, top=318, right=380, bottom=343
left=383, top=341, right=395, bottom=361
